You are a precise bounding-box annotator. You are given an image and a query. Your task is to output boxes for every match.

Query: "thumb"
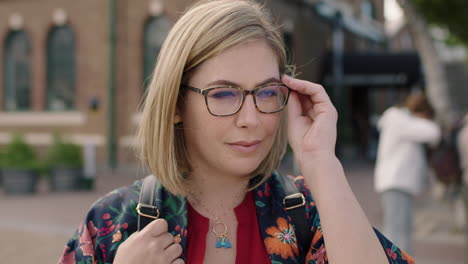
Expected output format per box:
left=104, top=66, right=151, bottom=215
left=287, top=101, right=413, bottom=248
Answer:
left=287, top=90, right=302, bottom=122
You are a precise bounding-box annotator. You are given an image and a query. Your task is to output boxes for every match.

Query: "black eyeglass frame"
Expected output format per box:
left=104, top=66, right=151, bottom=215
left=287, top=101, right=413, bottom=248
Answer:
left=182, top=83, right=291, bottom=117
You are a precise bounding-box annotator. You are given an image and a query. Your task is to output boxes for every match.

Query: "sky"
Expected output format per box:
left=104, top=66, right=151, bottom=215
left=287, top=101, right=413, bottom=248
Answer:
left=384, top=0, right=404, bottom=34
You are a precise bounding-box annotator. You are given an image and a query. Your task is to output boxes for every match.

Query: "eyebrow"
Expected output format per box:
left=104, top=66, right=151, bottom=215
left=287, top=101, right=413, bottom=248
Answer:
left=206, top=77, right=281, bottom=88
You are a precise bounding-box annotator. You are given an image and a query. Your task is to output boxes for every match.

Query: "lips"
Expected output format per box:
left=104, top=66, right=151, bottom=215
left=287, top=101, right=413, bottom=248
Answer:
left=227, top=140, right=261, bottom=153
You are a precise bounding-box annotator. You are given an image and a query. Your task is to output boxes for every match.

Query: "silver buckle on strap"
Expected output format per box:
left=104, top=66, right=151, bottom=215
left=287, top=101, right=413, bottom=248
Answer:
left=136, top=203, right=160, bottom=219
left=283, top=193, right=306, bottom=210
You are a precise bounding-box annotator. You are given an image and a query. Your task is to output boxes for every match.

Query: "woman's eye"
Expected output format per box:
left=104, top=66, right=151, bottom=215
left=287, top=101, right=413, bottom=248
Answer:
left=257, top=88, right=278, bottom=98
left=210, top=90, right=238, bottom=99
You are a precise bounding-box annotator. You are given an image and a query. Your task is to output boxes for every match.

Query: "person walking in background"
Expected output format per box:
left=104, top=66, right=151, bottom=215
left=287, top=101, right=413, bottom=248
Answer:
left=374, top=92, right=441, bottom=254
left=456, top=113, right=468, bottom=263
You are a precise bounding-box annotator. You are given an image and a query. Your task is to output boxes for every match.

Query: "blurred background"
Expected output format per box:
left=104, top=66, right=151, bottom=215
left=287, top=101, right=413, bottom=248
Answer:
left=0, top=0, right=466, bottom=263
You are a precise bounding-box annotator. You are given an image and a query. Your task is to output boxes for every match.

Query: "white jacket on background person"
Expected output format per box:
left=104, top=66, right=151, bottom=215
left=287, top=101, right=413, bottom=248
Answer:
left=374, top=106, right=441, bottom=196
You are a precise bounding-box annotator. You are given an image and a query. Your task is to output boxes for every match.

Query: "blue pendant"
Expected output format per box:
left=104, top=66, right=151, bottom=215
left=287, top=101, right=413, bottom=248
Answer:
left=213, top=219, right=231, bottom=249
left=216, top=239, right=223, bottom=248
left=216, top=236, right=232, bottom=248
left=225, top=239, right=232, bottom=248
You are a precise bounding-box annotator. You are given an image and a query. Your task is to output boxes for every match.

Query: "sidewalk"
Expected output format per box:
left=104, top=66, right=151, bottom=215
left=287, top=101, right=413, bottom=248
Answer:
left=0, top=166, right=145, bottom=264
left=0, top=161, right=464, bottom=263
left=341, top=160, right=465, bottom=264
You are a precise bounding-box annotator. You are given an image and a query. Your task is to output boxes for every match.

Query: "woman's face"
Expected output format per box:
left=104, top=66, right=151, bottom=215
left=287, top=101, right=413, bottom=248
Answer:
left=179, top=40, right=282, bottom=177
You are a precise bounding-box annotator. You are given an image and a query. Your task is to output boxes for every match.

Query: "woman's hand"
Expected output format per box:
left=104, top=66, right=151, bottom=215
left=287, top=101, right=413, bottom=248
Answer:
left=282, top=75, right=338, bottom=167
left=114, top=219, right=184, bottom=264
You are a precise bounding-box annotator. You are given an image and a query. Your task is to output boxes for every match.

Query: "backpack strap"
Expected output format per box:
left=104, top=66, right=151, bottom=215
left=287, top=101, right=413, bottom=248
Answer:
left=137, top=173, right=312, bottom=254
left=278, top=173, right=312, bottom=253
left=137, top=175, right=160, bottom=231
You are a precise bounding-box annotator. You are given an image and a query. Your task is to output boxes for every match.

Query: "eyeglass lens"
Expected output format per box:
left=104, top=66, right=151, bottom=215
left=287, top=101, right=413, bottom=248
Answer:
left=206, top=85, right=289, bottom=115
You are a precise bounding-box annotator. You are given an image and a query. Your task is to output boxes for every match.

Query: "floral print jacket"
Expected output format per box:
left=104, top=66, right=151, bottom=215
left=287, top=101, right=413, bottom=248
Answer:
left=59, top=172, right=414, bottom=264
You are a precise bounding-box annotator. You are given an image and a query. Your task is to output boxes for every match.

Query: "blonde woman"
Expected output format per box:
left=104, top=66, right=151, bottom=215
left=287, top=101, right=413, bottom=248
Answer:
left=59, top=1, right=413, bottom=263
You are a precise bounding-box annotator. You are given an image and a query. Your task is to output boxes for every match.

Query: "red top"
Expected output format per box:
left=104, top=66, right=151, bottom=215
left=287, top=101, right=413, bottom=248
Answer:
left=186, top=191, right=271, bottom=264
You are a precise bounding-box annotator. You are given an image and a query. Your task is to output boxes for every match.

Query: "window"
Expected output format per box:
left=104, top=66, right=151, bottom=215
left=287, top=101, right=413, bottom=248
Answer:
left=142, top=16, right=171, bottom=89
left=361, top=0, right=377, bottom=20
left=3, top=30, right=32, bottom=111
left=46, top=25, right=76, bottom=111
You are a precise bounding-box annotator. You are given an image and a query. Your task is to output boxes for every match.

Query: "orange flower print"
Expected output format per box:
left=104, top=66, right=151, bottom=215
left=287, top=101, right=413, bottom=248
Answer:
left=173, top=234, right=182, bottom=244
left=401, top=250, right=415, bottom=264
left=311, top=227, right=323, bottom=245
left=112, top=230, right=122, bottom=243
left=264, top=217, right=298, bottom=259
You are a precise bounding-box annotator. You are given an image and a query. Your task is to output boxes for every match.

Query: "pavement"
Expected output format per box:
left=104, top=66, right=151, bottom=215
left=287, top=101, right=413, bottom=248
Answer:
left=0, top=160, right=464, bottom=264
left=341, top=161, right=465, bottom=264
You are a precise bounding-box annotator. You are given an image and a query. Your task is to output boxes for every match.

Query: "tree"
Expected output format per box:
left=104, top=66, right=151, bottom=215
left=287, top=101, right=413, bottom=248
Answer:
left=395, top=0, right=456, bottom=126
left=413, top=0, right=468, bottom=46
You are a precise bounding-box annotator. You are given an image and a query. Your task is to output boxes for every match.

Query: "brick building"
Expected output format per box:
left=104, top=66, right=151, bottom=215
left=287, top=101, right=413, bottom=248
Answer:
left=0, top=0, right=387, bottom=167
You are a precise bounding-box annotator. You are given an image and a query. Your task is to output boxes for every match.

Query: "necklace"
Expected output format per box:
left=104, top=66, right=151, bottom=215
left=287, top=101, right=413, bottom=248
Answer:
left=212, top=218, right=232, bottom=249
left=188, top=191, right=242, bottom=249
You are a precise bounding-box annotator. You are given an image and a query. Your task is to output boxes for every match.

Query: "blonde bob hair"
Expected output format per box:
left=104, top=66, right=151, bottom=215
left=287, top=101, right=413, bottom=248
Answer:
left=137, top=0, right=290, bottom=196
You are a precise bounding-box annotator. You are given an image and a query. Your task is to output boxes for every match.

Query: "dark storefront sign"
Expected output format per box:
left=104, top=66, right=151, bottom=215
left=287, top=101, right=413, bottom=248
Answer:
left=321, top=52, right=422, bottom=88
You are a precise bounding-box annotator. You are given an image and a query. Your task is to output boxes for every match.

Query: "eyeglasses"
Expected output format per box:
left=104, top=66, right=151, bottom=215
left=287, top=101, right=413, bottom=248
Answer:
left=182, top=83, right=290, bottom=117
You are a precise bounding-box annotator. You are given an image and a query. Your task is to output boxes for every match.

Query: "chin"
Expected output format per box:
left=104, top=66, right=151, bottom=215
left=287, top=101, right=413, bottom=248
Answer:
left=225, top=158, right=264, bottom=176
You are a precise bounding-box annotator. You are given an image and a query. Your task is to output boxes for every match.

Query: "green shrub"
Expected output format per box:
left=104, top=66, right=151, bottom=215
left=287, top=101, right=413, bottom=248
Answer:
left=47, top=135, right=83, bottom=168
left=2, top=134, right=39, bottom=169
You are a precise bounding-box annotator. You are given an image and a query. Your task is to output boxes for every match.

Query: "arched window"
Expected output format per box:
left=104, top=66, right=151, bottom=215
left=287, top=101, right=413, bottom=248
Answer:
left=142, top=16, right=171, bottom=88
left=3, top=30, right=32, bottom=111
left=361, top=0, right=377, bottom=20
left=46, top=25, right=76, bottom=110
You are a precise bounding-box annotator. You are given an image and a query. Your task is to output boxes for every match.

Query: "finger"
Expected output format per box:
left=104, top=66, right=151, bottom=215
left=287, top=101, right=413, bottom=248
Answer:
left=289, top=90, right=316, bottom=121
left=297, top=93, right=314, bottom=113
left=172, top=258, right=185, bottom=264
left=124, top=231, right=138, bottom=242
left=165, top=243, right=183, bottom=261
left=159, top=232, right=176, bottom=249
left=141, top=219, right=168, bottom=237
left=282, top=75, right=332, bottom=105
left=284, top=75, right=337, bottom=120
left=287, top=91, right=302, bottom=119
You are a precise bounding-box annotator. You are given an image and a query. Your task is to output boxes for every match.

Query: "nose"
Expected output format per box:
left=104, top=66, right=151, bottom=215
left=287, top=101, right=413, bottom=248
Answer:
left=235, top=94, right=259, bottom=128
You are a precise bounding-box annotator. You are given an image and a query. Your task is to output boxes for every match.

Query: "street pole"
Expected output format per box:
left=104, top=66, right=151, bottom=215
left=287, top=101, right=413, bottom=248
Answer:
left=332, top=11, right=345, bottom=157
left=107, top=0, right=117, bottom=169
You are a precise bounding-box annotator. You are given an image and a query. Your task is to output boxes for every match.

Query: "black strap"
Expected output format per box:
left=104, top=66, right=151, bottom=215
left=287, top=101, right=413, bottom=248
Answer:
left=137, top=173, right=311, bottom=252
left=277, top=173, right=312, bottom=253
left=137, top=175, right=160, bottom=231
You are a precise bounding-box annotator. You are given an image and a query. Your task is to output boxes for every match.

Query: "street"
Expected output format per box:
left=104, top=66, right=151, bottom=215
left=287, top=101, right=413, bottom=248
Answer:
left=0, top=161, right=464, bottom=263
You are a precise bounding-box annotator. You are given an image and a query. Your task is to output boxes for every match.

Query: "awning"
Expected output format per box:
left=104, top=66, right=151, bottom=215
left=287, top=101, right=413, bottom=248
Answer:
left=320, top=52, right=422, bottom=88
left=312, top=1, right=386, bottom=43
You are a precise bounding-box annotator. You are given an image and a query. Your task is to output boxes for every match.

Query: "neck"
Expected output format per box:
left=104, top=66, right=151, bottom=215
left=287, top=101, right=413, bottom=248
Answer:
left=187, top=168, right=251, bottom=219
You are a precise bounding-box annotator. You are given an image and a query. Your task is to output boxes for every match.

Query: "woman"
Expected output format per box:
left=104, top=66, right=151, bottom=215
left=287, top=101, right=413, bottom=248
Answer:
left=374, top=92, right=441, bottom=254
left=60, top=1, right=413, bottom=263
